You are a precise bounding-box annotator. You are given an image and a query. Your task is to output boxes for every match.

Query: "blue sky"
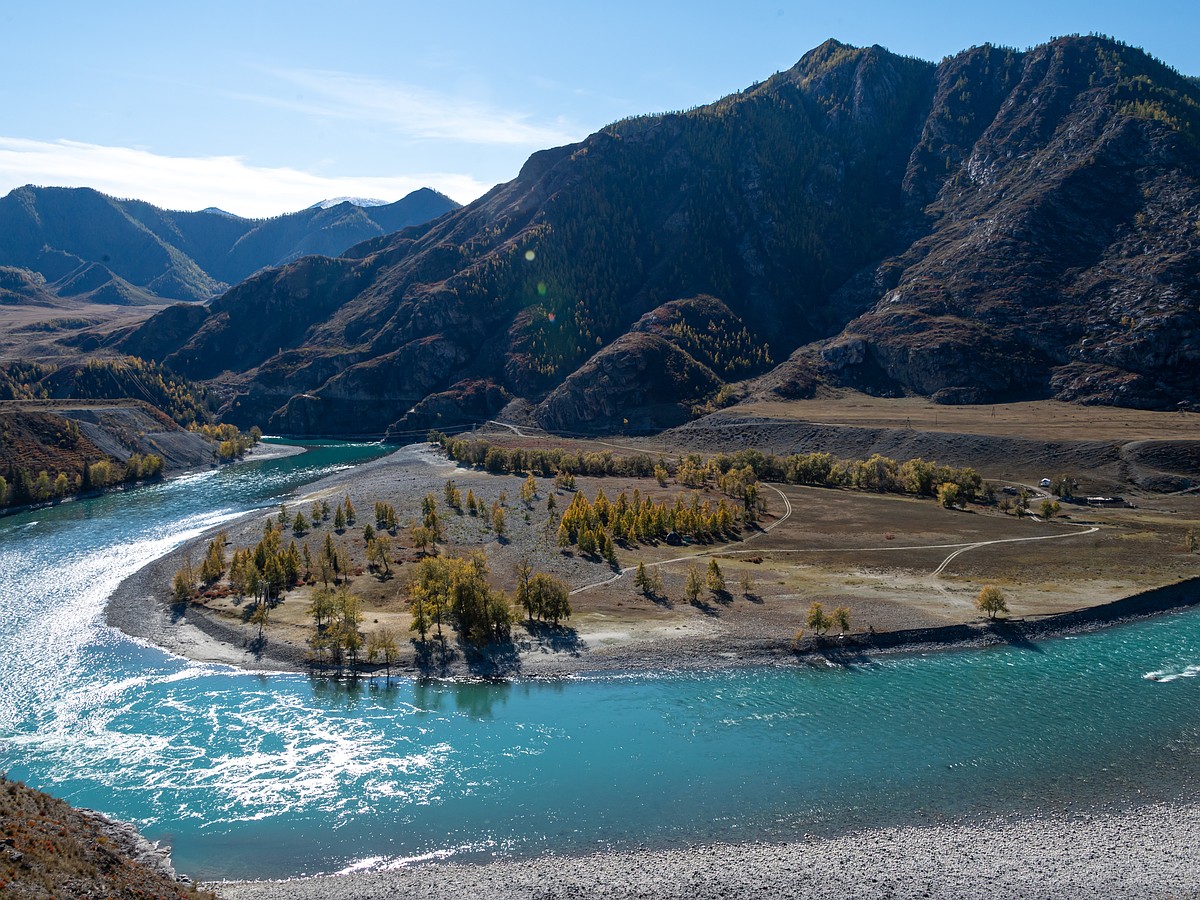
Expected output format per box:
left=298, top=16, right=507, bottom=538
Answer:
left=1, top=1, right=1196, bottom=217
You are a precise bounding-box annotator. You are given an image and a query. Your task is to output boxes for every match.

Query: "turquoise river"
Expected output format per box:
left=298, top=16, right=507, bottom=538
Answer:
left=0, top=441, right=1198, bottom=880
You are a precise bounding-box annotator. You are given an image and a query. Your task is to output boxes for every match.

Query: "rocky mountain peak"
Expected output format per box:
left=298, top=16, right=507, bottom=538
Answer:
left=121, top=35, right=1200, bottom=435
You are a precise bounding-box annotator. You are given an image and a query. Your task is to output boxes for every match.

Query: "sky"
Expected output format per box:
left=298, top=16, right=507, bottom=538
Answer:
left=2, top=1, right=1197, bottom=218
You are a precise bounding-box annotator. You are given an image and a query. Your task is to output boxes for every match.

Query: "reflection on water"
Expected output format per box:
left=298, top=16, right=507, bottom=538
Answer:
left=0, top=440, right=1198, bottom=879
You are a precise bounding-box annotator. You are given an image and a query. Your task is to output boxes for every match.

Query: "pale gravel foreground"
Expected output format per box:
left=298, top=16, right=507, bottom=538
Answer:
left=215, top=802, right=1200, bottom=900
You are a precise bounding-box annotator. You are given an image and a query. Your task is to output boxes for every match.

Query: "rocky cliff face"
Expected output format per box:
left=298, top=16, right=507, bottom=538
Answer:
left=765, top=38, right=1200, bottom=410
left=125, top=36, right=1200, bottom=435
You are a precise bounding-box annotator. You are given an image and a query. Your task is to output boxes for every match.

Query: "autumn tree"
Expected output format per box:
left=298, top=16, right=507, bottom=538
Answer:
left=739, top=569, right=756, bottom=598
left=806, top=601, right=832, bottom=636
left=1051, top=474, right=1078, bottom=500
left=505, top=556, right=526, bottom=610
left=532, top=573, right=572, bottom=625
left=706, top=559, right=725, bottom=594
left=412, top=524, right=435, bottom=556
left=250, top=599, right=271, bottom=640
left=520, top=473, right=538, bottom=507
left=576, top=527, right=597, bottom=557
left=634, top=561, right=661, bottom=598
left=831, top=606, right=851, bottom=634
left=411, top=551, right=512, bottom=645
left=367, top=627, right=399, bottom=678
left=422, top=494, right=443, bottom=541
left=322, top=532, right=339, bottom=583
left=975, top=585, right=1008, bottom=620
left=308, top=588, right=337, bottom=631
left=316, top=586, right=364, bottom=673
left=409, top=587, right=431, bottom=642
left=408, top=556, right=452, bottom=641
left=199, top=532, right=227, bottom=585
left=937, top=482, right=960, bottom=509
left=518, top=570, right=571, bottom=625
left=366, top=534, right=392, bottom=577
left=684, top=566, right=704, bottom=604
left=172, top=556, right=197, bottom=602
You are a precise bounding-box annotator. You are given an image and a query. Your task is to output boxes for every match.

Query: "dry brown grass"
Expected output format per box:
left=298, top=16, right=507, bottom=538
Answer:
left=732, top=390, right=1200, bottom=442
left=0, top=777, right=213, bottom=899
left=188, top=430, right=1200, bottom=672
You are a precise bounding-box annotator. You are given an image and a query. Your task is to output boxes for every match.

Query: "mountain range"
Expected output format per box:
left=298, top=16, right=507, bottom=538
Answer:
left=0, top=186, right=459, bottom=306
left=121, top=35, right=1200, bottom=435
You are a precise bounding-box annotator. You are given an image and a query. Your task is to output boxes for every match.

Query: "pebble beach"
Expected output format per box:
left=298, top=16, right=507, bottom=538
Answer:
left=216, top=800, right=1200, bottom=899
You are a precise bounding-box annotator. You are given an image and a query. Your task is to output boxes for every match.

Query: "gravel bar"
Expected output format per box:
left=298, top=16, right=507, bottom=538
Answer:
left=215, top=801, right=1200, bottom=899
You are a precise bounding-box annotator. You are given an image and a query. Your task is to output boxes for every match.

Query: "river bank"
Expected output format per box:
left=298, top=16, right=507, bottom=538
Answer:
left=106, top=439, right=1200, bottom=679
left=215, top=798, right=1200, bottom=899
left=112, top=562, right=1200, bottom=678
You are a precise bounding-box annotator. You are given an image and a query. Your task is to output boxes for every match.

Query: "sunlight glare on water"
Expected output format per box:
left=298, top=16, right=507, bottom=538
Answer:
left=1, top=440, right=1198, bottom=880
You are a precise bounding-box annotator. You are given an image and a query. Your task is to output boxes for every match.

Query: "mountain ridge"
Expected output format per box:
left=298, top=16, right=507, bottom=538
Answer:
left=124, top=35, right=1200, bottom=435
left=0, top=185, right=460, bottom=306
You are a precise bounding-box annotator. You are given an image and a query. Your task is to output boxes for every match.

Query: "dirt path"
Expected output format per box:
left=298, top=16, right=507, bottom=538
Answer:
left=571, top=486, right=1099, bottom=595
left=929, top=522, right=1100, bottom=576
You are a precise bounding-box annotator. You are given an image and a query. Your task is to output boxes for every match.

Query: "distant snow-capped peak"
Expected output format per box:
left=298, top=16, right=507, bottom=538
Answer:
left=308, top=197, right=390, bottom=210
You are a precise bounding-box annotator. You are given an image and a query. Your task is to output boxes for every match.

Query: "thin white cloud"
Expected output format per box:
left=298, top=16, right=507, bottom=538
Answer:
left=248, top=67, right=580, bottom=147
left=0, top=137, right=489, bottom=218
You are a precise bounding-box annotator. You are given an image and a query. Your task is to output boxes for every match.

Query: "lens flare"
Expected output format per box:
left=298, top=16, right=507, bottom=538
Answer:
left=524, top=250, right=535, bottom=261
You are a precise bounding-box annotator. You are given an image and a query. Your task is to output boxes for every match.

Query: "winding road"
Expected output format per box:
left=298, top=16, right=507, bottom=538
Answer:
left=570, top=482, right=1100, bottom=595
left=479, top=424, right=1102, bottom=593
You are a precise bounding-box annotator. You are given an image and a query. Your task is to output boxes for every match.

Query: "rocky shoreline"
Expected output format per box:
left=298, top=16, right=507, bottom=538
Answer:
left=214, top=799, right=1200, bottom=899
left=106, top=524, right=1200, bottom=680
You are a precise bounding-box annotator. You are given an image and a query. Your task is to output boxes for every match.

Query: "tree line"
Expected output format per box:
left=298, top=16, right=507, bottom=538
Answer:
left=431, top=433, right=986, bottom=506
left=0, top=357, right=213, bottom=426
left=557, top=487, right=752, bottom=557
left=1, top=452, right=165, bottom=509
left=170, top=487, right=575, bottom=672
left=189, top=423, right=262, bottom=461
